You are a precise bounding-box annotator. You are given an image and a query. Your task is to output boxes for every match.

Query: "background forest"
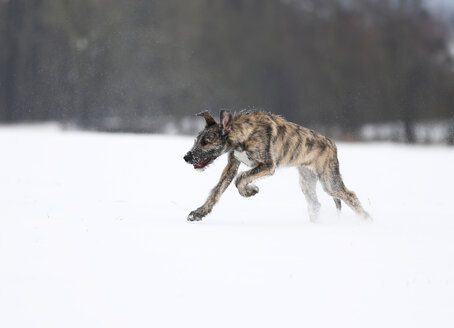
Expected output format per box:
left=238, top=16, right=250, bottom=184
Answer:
left=1, top=0, right=454, bottom=143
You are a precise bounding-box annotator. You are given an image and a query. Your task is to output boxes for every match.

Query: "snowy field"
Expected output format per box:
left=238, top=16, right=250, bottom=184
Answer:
left=0, top=125, right=453, bottom=328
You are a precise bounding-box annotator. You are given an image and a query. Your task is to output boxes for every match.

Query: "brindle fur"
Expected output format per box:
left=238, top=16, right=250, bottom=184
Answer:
left=184, top=110, right=370, bottom=222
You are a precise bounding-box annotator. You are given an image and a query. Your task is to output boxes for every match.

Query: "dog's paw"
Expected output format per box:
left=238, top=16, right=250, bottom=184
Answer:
left=361, top=211, right=373, bottom=221
left=187, top=208, right=206, bottom=221
left=238, top=184, right=259, bottom=197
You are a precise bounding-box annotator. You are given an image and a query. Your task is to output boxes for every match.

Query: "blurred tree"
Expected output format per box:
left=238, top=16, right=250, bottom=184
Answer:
left=2, top=0, right=24, bottom=122
left=0, top=0, right=453, bottom=142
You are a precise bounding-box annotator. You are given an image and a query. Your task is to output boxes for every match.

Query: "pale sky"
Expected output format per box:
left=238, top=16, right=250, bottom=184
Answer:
left=426, top=0, right=454, bottom=10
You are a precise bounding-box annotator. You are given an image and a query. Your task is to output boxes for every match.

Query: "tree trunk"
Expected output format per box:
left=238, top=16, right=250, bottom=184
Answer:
left=403, top=119, right=415, bottom=143
left=3, top=1, right=25, bottom=122
left=447, top=117, right=454, bottom=146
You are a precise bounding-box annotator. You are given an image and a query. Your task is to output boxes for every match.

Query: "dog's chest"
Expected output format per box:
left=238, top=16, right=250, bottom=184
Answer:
left=233, top=150, right=255, bottom=167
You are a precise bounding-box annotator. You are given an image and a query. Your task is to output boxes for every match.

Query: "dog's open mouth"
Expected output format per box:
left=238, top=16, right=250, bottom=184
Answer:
left=193, top=157, right=212, bottom=169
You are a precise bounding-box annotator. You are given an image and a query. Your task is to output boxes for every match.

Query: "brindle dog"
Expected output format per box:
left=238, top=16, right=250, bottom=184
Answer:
left=183, top=110, right=370, bottom=222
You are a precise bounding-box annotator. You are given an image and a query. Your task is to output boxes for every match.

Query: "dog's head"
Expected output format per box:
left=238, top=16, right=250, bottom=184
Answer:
left=184, top=110, right=232, bottom=170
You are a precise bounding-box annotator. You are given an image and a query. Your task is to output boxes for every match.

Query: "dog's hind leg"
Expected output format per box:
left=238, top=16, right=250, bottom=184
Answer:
left=334, top=198, right=342, bottom=213
left=319, top=159, right=370, bottom=220
left=298, top=166, right=321, bottom=222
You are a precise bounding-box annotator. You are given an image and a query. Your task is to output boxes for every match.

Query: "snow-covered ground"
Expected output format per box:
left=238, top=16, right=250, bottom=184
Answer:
left=0, top=125, right=453, bottom=328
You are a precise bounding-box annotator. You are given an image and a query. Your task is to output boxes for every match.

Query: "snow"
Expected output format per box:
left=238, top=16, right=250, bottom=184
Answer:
left=0, top=126, right=453, bottom=328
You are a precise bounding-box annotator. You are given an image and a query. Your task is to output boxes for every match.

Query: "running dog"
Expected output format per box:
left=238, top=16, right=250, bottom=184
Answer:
left=183, top=110, right=370, bottom=222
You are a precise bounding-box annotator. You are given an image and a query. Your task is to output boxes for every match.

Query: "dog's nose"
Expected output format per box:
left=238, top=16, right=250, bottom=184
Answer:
left=184, top=152, right=193, bottom=163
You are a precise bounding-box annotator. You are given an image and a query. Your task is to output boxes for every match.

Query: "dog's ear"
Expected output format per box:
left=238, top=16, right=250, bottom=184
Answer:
left=196, top=111, right=217, bottom=128
left=220, top=110, right=232, bottom=135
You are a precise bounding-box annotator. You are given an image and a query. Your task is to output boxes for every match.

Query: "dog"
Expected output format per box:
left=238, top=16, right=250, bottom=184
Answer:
left=183, top=110, right=370, bottom=222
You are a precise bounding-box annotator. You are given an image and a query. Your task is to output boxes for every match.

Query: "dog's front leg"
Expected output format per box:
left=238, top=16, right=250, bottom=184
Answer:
left=235, top=161, right=276, bottom=197
left=188, top=152, right=240, bottom=221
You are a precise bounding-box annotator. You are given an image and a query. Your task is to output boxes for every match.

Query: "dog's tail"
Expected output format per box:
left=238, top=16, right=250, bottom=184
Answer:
left=334, top=198, right=341, bottom=212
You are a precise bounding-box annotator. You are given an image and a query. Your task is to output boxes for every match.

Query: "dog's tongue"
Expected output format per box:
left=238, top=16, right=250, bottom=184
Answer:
left=193, top=158, right=210, bottom=168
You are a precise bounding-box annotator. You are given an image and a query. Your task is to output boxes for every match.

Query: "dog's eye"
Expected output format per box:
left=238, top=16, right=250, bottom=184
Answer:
left=201, top=139, right=209, bottom=146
